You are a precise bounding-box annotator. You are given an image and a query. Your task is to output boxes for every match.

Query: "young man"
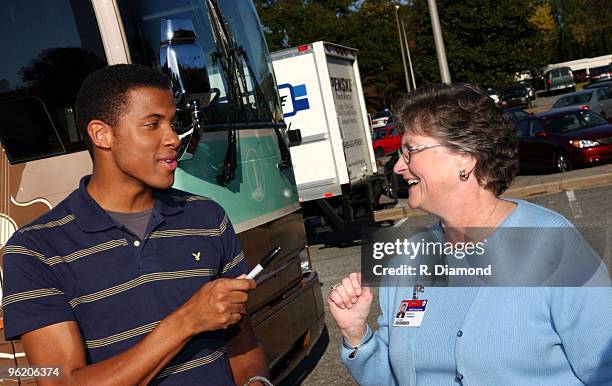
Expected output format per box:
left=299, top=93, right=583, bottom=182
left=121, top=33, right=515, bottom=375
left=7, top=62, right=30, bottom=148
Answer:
left=2, top=64, right=268, bottom=385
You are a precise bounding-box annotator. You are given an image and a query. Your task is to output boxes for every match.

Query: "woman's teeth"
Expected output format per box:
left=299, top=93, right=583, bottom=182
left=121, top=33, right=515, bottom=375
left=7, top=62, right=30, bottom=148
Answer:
left=407, top=178, right=420, bottom=186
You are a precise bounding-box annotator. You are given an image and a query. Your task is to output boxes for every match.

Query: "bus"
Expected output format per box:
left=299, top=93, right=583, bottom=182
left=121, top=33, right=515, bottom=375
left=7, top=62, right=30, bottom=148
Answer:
left=0, top=0, right=324, bottom=383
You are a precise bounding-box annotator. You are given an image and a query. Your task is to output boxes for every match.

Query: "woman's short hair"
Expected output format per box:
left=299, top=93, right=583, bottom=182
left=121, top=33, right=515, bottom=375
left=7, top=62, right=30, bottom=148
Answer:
left=396, top=83, right=518, bottom=196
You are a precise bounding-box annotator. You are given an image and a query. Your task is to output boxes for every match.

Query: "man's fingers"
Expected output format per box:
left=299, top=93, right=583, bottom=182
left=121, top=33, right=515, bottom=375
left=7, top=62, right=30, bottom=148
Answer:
left=225, top=290, right=249, bottom=304
left=223, top=303, right=246, bottom=315
left=219, top=278, right=256, bottom=291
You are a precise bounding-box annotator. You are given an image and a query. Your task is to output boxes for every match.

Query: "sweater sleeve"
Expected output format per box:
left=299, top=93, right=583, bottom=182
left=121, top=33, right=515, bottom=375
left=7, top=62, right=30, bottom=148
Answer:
left=341, top=286, right=398, bottom=386
left=551, top=284, right=612, bottom=384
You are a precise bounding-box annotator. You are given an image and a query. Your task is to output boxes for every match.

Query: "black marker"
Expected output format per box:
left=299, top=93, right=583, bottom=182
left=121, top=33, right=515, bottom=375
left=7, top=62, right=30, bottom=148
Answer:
left=246, top=246, right=282, bottom=279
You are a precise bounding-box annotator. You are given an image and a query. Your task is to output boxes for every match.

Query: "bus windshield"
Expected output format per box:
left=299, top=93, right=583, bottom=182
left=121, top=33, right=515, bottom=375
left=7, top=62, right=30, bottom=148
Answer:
left=117, top=0, right=282, bottom=130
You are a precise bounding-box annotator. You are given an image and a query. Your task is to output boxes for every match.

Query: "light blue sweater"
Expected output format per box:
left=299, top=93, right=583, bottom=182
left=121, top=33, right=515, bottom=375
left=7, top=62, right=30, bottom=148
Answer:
left=341, top=199, right=612, bottom=385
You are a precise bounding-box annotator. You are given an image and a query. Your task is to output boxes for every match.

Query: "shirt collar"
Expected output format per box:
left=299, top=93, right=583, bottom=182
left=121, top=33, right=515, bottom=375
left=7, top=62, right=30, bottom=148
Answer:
left=71, top=175, right=184, bottom=232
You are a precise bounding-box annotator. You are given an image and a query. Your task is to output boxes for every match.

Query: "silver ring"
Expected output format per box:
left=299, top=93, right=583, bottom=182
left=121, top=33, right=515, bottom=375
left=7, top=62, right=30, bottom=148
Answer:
left=330, top=282, right=342, bottom=292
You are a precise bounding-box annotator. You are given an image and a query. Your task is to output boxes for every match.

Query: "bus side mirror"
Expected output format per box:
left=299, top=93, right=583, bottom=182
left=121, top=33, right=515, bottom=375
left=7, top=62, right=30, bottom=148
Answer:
left=160, top=18, right=211, bottom=107
left=160, top=19, right=212, bottom=160
left=287, top=128, right=302, bottom=147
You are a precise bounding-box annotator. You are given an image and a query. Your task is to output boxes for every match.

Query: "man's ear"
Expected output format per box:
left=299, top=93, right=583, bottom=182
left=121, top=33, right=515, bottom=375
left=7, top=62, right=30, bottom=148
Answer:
left=87, top=120, right=113, bottom=150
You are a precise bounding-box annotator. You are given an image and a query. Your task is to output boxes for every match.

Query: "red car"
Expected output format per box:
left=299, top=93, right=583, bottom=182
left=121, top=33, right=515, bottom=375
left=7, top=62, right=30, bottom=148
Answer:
left=516, top=107, right=612, bottom=173
left=372, top=125, right=402, bottom=158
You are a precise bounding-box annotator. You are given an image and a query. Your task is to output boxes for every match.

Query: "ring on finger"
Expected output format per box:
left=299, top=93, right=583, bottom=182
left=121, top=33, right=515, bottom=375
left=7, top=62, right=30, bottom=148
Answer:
left=329, top=282, right=342, bottom=292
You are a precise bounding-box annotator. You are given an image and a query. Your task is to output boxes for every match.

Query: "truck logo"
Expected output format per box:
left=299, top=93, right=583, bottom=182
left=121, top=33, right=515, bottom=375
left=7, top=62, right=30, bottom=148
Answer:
left=330, top=77, right=352, bottom=92
left=278, top=83, right=310, bottom=117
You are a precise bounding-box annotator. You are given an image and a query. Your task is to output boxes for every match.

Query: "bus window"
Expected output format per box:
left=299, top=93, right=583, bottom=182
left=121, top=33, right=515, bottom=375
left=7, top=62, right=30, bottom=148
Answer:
left=117, top=0, right=282, bottom=130
left=0, top=0, right=107, bottom=162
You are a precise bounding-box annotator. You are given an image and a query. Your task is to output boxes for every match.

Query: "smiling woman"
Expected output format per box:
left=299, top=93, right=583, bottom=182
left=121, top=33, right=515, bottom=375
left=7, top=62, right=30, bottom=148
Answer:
left=328, top=84, right=612, bottom=386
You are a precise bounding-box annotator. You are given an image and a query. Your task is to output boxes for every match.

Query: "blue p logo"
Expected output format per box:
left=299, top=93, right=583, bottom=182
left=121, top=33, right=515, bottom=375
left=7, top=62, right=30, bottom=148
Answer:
left=278, top=83, right=310, bottom=118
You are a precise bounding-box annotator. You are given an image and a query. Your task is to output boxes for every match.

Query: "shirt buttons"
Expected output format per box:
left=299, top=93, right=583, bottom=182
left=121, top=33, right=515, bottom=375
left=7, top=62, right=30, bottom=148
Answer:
left=457, top=330, right=463, bottom=337
left=456, top=373, right=464, bottom=381
left=133, top=240, right=141, bottom=247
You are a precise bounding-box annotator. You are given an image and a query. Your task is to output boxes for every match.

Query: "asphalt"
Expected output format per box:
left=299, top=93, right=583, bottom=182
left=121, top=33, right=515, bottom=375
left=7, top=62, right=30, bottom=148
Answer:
left=374, top=163, right=612, bottom=221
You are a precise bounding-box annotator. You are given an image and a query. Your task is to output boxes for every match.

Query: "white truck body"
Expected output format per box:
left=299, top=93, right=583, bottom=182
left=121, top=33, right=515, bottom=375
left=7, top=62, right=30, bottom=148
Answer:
left=271, top=42, right=377, bottom=203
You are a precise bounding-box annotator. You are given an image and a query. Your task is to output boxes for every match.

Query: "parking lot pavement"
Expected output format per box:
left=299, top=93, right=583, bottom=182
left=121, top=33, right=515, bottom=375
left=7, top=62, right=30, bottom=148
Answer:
left=302, top=183, right=612, bottom=385
left=375, top=163, right=612, bottom=222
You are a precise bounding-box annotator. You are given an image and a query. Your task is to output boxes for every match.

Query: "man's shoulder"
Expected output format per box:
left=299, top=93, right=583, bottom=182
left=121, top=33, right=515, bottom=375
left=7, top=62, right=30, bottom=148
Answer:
left=159, top=189, right=229, bottom=223
left=12, top=191, right=79, bottom=241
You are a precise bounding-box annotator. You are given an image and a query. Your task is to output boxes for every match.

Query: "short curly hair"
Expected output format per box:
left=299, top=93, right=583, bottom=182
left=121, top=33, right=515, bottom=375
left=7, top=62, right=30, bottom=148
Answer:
left=395, top=83, right=518, bottom=196
left=75, top=64, right=171, bottom=158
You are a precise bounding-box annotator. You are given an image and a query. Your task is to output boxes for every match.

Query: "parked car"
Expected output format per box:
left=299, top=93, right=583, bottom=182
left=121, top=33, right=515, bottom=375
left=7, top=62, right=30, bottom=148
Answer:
left=543, top=66, right=576, bottom=95
left=551, top=88, right=612, bottom=119
left=584, top=80, right=612, bottom=90
left=515, top=108, right=612, bottom=173
left=500, top=85, right=531, bottom=109
left=504, top=107, right=530, bottom=124
left=486, top=88, right=500, bottom=104
left=384, top=152, right=408, bottom=197
left=371, top=109, right=393, bottom=129
left=372, top=124, right=402, bottom=157
left=519, top=81, right=536, bottom=100
left=589, top=65, right=612, bottom=82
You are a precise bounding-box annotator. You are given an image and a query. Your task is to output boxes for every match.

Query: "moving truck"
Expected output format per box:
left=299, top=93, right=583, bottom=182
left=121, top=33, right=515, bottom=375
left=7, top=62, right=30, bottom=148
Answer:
left=272, top=42, right=395, bottom=233
left=0, top=0, right=324, bottom=383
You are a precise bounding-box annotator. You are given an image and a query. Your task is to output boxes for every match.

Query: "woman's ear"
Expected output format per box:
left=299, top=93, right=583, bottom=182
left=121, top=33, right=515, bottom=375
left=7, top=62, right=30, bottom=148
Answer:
left=459, top=152, right=477, bottom=175
left=87, top=120, right=113, bottom=150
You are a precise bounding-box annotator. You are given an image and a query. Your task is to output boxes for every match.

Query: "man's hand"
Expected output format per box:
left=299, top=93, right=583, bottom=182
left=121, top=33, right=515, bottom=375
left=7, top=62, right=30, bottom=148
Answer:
left=20, top=275, right=258, bottom=386
left=179, top=277, right=257, bottom=335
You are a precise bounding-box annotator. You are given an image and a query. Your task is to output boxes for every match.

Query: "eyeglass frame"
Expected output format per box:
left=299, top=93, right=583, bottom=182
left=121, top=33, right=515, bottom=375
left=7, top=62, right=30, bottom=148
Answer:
left=400, top=143, right=443, bottom=163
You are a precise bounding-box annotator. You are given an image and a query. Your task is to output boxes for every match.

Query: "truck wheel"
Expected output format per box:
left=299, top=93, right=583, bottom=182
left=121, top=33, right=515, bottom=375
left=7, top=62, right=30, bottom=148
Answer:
left=374, top=147, right=384, bottom=158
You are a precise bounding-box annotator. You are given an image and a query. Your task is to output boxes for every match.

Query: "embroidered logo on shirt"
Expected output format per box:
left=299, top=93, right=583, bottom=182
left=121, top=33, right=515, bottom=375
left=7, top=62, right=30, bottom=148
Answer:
left=192, top=252, right=201, bottom=261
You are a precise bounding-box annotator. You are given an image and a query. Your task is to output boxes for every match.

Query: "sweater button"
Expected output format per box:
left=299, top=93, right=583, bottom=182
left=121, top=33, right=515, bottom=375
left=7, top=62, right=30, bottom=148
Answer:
left=133, top=240, right=141, bottom=247
left=456, top=373, right=464, bottom=381
left=457, top=330, right=463, bottom=337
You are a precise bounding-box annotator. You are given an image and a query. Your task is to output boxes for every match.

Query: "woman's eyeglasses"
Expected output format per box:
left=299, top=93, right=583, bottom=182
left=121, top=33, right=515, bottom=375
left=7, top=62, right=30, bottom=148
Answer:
left=400, top=144, right=443, bottom=163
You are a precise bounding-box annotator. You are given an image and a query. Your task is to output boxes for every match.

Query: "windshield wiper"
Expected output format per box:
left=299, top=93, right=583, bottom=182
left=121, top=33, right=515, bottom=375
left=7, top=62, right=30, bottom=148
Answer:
left=205, top=0, right=291, bottom=185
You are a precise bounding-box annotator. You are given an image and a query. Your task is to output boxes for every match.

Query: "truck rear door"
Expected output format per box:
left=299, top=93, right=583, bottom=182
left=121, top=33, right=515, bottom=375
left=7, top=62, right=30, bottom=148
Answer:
left=324, top=44, right=374, bottom=184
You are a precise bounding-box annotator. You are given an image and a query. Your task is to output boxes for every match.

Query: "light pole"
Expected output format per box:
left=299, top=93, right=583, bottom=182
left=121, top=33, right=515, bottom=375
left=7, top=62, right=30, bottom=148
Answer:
left=400, top=16, right=417, bottom=90
left=427, top=0, right=451, bottom=84
left=394, top=4, right=411, bottom=92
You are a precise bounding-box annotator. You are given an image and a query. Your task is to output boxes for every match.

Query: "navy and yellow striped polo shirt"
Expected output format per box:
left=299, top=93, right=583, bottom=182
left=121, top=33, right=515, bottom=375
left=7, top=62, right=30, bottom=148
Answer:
left=2, top=175, right=247, bottom=385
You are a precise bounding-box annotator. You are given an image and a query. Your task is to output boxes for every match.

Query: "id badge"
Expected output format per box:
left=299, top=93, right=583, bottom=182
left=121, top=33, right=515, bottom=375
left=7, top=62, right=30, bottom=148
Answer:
left=393, top=299, right=428, bottom=327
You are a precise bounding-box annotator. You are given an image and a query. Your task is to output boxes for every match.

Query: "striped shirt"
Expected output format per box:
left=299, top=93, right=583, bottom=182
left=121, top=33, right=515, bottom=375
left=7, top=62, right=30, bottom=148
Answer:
left=2, top=175, right=247, bottom=385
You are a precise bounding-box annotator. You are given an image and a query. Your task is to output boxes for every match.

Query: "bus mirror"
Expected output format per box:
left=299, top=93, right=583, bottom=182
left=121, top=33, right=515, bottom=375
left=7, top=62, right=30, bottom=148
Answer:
left=160, top=19, right=211, bottom=108
left=287, top=128, right=302, bottom=147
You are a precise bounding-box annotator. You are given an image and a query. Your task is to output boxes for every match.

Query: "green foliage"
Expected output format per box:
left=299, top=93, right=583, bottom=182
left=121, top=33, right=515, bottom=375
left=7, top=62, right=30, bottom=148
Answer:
left=253, top=0, right=605, bottom=110
left=407, top=0, right=547, bottom=89
left=547, top=0, right=612, bottom=62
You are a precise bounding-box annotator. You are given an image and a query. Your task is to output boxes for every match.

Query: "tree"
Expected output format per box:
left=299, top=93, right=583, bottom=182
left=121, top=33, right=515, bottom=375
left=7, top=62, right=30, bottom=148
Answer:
left=548, top=0, right=612, bottom=62
left=530, top=3, right=556, bottom=62
left=407, top=0, right=548, bottom=88
left=254, top=0, right=405, bottom=111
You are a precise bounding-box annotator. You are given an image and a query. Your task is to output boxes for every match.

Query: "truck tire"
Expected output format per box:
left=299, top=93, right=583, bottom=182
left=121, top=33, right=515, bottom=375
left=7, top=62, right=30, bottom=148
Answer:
left=374, top=147, right=384, bottom=158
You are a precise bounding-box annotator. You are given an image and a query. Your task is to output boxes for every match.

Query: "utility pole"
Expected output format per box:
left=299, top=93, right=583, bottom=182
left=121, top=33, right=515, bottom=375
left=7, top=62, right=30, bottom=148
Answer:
left=394, top=4, right=411, bottom=92
left=426, top=0, right=451, bottom=84
left=400, top=17, right=417, bottom=90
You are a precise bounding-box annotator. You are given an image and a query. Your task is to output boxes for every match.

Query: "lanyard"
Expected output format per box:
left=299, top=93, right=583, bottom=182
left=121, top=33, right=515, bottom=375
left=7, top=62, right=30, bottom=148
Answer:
left=412, top=284, right=424, bottom=300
